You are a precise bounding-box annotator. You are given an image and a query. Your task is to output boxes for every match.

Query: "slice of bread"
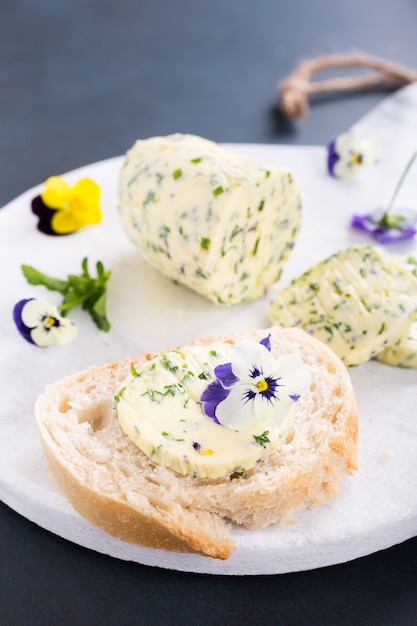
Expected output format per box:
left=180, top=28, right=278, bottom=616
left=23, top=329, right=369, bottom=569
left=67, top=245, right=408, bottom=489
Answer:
left=35, top=327, right=359, bottom=560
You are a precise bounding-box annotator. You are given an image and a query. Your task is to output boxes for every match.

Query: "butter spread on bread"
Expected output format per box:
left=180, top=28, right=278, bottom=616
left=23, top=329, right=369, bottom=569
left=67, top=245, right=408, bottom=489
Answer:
left=118, top=133, right=302, bottom=305
left=115, top=339, right=311, bottom=479
left=268, top=245, right=417, bottom=367
left=35, top=327, right=358, bottom=560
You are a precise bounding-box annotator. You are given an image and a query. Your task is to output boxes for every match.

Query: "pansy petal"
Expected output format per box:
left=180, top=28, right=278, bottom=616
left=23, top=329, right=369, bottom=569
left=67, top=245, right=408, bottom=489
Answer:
left=350, top=213, right=379, bottom=235
left=69, top=195, right=102, bottom=226
left=71, top=178, right=101, bottom=199
left=54, top=318, right=78, bottom=345
left=271, top=354, right=312, bottom=398
left=326, top=139, right=340, bottom=176
left=31, top=196, right=65, bottom=236
left=51, top=209, right=81, bottom=234
left=332, top=158, right=361, bottom=180
left=335, top=132, right=360, bottom=157
left=230, top=339, right=275, bottom=382
left=375, top=225, right=417, bottom=243
left=87, top=203, right=102, bottom=225
left=82, top=199, right=102, bottom=224
left=13, top=298, right=33, bottom=327
left=41, top=176, right=71, bottom=208
left=259, top=334, right=272, bottom=351
left=20, top=298, right=58, bottom=327
left=31, top=195, right=48, bottom=218
left=254, top=393, right=293, bottom=427
left=201, top=379, right=229, bottom=423
left=213, top=362, right=239, bottom=388
left=215, top=384, right=257, bottom=429
left=69, top=180, right=101, bottom=221
left=13, top=299, right=37, bottom=344
left=31, top=325, right=61, bottom=347
left=333, top=132, right=353, bottom=154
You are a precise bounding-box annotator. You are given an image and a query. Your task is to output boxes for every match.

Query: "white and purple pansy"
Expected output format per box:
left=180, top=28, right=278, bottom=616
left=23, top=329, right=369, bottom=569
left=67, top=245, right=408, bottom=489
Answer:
left=327, top=132, right=379, bottom=179
left=201, top=335, right=311, bottom=431
left=13, top=298, right=78, bottom=347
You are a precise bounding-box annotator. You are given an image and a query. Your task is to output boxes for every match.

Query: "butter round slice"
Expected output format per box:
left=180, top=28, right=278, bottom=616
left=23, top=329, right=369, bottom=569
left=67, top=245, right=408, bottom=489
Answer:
left=115, top=343, right=289, bottom=479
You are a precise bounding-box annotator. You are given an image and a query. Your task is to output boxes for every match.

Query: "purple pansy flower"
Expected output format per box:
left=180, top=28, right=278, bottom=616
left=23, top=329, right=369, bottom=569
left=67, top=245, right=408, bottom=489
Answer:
left=201, top=335, right=311, bottom=431
left=351, top=151, right=417, bottom=244
left=351, top=209, right=417, bottom=243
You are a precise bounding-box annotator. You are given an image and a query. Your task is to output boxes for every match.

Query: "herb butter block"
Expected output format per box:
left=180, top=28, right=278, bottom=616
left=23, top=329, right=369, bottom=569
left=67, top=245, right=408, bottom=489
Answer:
left=268, top=246, right=417, bottom=367
left=375, top=258, right=417, bottom=368
left=118, top=133, right=302, bottom=304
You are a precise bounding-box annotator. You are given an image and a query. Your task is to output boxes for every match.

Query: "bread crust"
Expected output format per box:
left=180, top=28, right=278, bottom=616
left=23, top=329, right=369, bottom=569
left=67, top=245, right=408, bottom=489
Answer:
left=35, top=327, right=359, bottom=559
left=39, top=431, right=235, bottom=559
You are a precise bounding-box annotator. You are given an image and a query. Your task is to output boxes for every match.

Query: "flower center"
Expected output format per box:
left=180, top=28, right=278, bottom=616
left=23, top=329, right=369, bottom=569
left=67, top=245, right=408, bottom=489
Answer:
left=44, top=315, right=60, bottom=329
left=350, top=152, right=363, bottom=165
left=256, top=379, right=269, bottom=392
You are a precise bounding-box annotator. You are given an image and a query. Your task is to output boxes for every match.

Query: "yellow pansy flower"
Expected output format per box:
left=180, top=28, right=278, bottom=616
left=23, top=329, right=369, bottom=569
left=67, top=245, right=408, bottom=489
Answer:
left=41, top=176, right=102, bottom=234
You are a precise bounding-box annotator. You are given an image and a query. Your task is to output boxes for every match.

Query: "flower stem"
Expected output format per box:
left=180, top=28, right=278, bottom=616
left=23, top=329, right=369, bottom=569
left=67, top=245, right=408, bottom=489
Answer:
left=385, top=151, right=417, bottom=215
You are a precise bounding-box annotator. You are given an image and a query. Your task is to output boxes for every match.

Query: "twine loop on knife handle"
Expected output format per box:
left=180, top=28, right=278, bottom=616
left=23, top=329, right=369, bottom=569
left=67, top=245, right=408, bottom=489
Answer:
left=278, top=52, right=417, bottom=120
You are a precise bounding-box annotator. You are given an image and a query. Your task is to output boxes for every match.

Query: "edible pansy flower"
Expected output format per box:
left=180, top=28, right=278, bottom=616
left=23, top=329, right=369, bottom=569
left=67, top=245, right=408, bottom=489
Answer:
left=201, top=335, right=311, bottom=431
left=327, top=132, right=379, bottom=179
left=350, top=209, right=417, bottom=243
left=351, top=151, right=417, bottom=243
left=13, top=298, right=78, bottom=347
left=31, top=176, right=101, bottom=235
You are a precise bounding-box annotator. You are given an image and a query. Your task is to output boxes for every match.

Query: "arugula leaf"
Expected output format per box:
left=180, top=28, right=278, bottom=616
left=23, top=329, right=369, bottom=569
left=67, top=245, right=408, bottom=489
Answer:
left=21, top=265, right=68, bottom=294
left=89, top=291, right=110, bottom=332
left=21, top=257, right=112, bottom=332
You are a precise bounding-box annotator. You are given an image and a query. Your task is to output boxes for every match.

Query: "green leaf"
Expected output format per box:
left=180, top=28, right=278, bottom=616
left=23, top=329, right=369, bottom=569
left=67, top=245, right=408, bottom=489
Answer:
left=21, top=265, right=68, bottom=294
left=91, top=292, right=111, bottom=332
left=21, top=258, right=111, bottom=332
left=81, top=256, right=90, bottom=277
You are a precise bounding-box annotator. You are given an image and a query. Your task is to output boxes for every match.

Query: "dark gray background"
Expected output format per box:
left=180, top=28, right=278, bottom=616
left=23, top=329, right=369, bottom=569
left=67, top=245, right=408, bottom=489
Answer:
left=1, top=1, right=417, bottom=624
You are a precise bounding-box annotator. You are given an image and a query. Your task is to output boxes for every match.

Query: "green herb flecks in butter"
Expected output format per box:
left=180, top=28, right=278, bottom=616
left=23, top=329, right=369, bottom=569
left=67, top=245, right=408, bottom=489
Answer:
left=200, top=237, right=211, bottom=250
left=269, top=245, right=417, bottom=366
left=118, top=133, right=302, bottom=305
left=116, top=342, right=291, bottom=479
